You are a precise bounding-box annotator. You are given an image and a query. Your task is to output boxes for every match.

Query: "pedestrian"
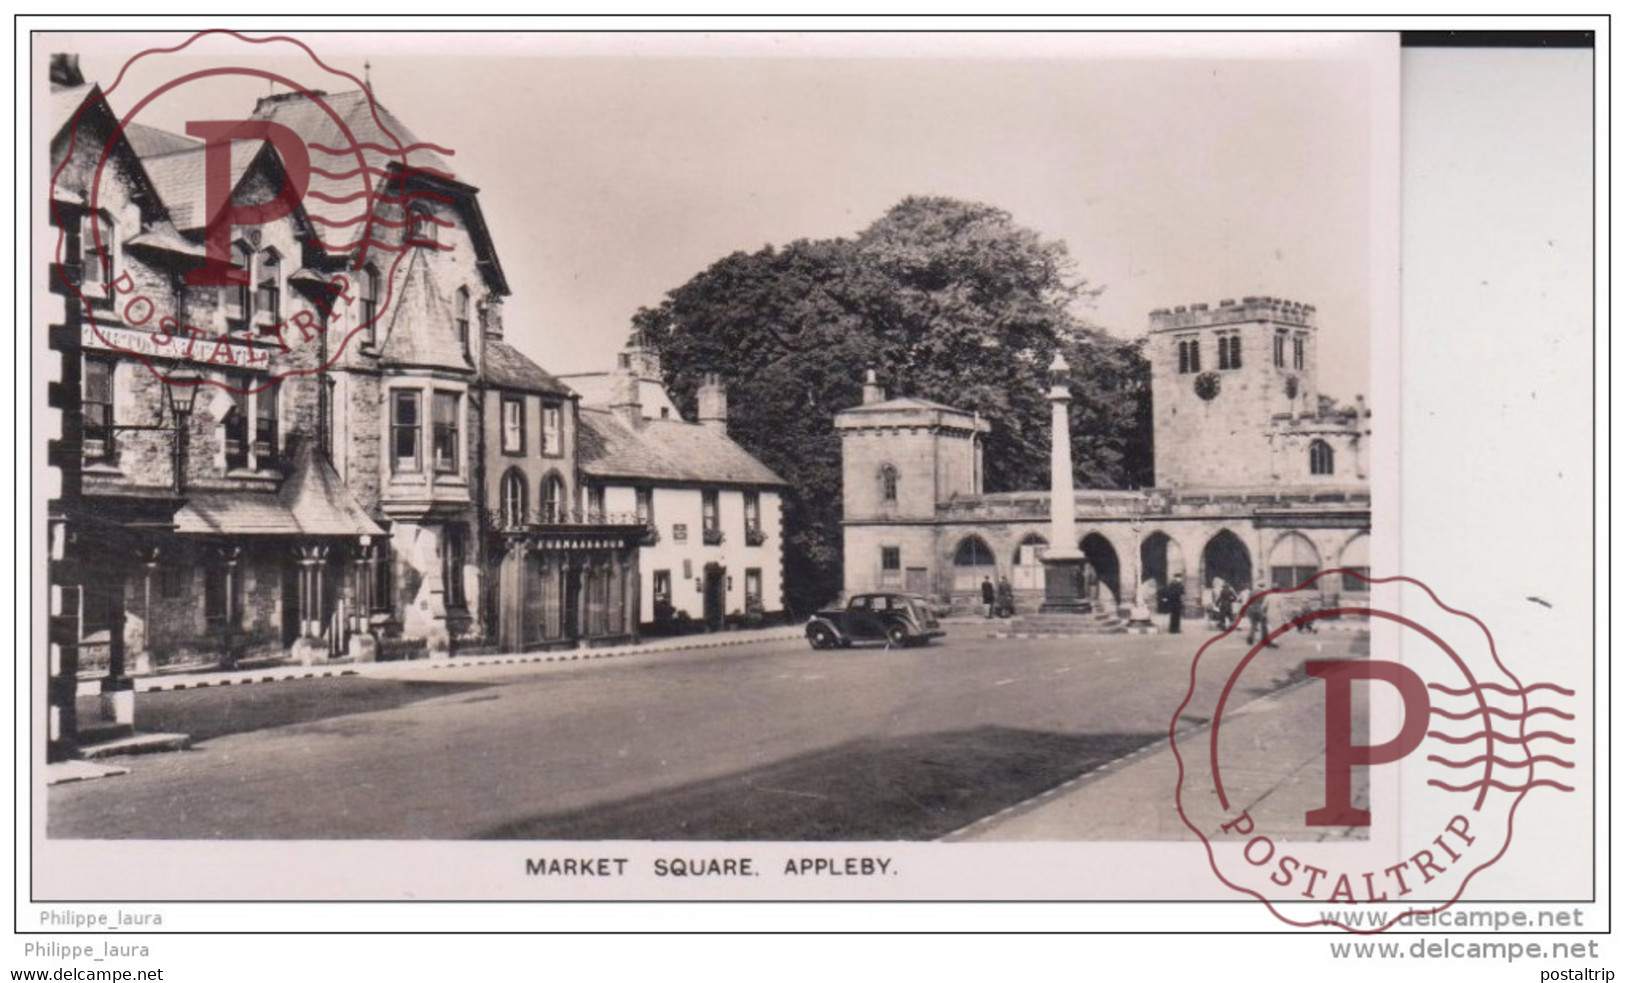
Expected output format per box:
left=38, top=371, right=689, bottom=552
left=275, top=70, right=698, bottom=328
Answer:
left=1165, top=576, right=1185, bottom=634
left=1262, top=587, right=1283, bottom=647
left=996, top=576, right=1015, bottom=618
left=981, top=576, right=996, bottom=619
left=1244, top=585, right=1266, bottom=645
left=1295, top=594, right=1321, bottom=633
left=1217, top=580, right=1237, bottom=629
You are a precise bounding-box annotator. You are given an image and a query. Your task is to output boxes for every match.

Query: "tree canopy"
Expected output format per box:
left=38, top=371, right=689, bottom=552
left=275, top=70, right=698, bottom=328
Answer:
left=632, top=196, right=1151, bottom=614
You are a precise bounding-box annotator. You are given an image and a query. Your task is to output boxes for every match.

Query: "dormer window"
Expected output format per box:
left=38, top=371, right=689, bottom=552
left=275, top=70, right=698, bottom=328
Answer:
left=79, top=212, right=113, bottom=296
left=409, top=204, right=439, bottom=247
left=360, top=265, right=380, bottom=347
left=455, top=286, right=471, bottom=352
left=256, top=248, right=281, bottom=329
left=225, top=240, right=252, bottom=333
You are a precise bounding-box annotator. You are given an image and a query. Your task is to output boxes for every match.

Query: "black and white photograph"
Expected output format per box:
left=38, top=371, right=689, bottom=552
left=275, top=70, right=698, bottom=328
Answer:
left=20, top=21, right=1599, bottom=957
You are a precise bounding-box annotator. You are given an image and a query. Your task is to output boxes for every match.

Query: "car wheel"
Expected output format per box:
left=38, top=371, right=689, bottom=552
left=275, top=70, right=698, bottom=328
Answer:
left=808, top=625, right=836, bottom=650
left=885, top=623, right=909, bottom=648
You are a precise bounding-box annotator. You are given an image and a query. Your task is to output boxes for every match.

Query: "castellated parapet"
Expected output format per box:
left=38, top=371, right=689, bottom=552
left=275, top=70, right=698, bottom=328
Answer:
left=1148, top=296, right=1318, bottom=332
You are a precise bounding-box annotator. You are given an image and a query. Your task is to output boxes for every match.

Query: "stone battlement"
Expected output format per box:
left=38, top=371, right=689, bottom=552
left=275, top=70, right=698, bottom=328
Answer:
left=1148, top=296, right=1317, bottom=332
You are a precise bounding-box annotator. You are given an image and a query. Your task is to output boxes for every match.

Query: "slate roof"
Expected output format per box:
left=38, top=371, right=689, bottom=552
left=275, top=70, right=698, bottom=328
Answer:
left=377, top=247, right=472, bottom=372
left=139, top=140, right=266, bottom=231
left=250, top=90, right=460, bottom=261
left=122, top=122, right=200, bottom=159
left=484, top=340, right=574, bottom=397
left=173, top=440, right=383, bottom=537
left=577, top=407, right=786, bottom=487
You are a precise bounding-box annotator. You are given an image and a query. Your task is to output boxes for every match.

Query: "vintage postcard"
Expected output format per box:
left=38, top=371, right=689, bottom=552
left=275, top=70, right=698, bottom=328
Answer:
left=23, top=25, right=1596, bottom=938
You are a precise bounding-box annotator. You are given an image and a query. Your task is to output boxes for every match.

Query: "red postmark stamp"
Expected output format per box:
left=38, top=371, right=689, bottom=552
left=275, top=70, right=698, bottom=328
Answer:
left=1171, top=571, right=1576, bottom=933
left=50, top=30, right=457, bottom=398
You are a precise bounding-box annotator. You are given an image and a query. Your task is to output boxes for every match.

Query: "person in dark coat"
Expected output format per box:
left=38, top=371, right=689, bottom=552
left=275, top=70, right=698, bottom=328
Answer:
left=981, top=577, right=996, bottom=618
left=996, top=577, right=1015, bottom=618
left=1165, top=577, right=1185, bottom=634
left=1216, top=581, right=1237, bottom=630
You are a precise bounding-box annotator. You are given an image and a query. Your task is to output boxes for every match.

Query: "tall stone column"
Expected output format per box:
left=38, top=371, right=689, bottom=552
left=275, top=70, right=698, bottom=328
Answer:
left=1040, top=353, right=1089, bottom=613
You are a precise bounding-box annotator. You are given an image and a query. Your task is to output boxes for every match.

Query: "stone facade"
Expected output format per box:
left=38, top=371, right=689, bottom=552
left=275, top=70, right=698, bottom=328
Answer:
left=839, top=297, right=1372, bottom=617
left=46, top=66, right=646, bottom=726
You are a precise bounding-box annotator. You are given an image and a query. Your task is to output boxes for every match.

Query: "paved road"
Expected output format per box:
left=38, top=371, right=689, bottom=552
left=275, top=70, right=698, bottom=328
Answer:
left=49, top=626, right=1363, bottom=840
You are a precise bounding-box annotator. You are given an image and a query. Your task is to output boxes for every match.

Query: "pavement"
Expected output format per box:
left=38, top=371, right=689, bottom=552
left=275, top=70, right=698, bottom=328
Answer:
left=949, top=671, right=1364, bottom=842
left=50, top=623, right=805, bottom=785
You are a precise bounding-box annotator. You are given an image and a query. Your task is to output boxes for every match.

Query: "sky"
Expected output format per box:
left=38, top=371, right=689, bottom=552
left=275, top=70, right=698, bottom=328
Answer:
left=44, top=31, right=1385, bottom=399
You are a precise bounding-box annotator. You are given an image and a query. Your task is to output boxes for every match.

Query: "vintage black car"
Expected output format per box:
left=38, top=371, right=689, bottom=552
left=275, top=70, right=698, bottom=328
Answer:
left=805, top=592, right=945, bottom=649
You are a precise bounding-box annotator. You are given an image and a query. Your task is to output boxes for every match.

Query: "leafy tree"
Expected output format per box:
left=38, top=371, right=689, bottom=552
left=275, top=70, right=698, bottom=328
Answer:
left=632, top=196, right=1151, bottom=614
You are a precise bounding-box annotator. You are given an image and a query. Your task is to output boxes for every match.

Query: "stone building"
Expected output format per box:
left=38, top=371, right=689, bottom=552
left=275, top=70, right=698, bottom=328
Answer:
left=565, top=335, right=788, bottom=631
left=838, top=297, right=1372, bottom=617
left=44, top=61, right=645, bottom=753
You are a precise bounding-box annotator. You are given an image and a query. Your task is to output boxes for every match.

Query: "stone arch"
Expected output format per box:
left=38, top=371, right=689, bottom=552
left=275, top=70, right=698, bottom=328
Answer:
left=540, top=470, right=568, bottom=523
left=951, top=535, right=997, bottom=592
left=1079, top=532, right=1121, bottom=611
left=1338, top=532, right=1372, bottom=597
left=1268, top=531, right=1322, bottom=590
left=1139, top=530, right=1186, bottom=592
left=1201, top=529, right=1253, bottom=594
left=499, top=467, right=528, bottom=527
left=1010, top=533, right=1048, bottom=591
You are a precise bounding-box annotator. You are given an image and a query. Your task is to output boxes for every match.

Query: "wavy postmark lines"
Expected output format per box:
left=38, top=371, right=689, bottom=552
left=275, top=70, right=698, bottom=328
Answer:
left=1171, top=571, right=1575, bottom=933
left=51, top=30, right=456, bottom=397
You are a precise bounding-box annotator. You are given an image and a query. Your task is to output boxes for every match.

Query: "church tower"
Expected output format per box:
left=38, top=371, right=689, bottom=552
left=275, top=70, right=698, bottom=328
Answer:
left=1147, top=297, right=1320, bottom=488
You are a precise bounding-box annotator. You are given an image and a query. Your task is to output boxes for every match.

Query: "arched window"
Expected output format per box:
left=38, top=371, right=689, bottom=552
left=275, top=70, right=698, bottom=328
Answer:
left=455, top=286, right=471, bottom=351
left=225, top=240, right=253, bottom=331
left=1309, top=439, right=1335, bottom=476
left=1339, top=534, right=1371, bottom=594
left=541, top=473, right=566, bottom=523
left=359, top=265, right=380, bottom=346
left=1011, top=533, right=1048, bottom=591
left=1268, top=532, right=1321, bottom=591
left=500, top=469, right=528, bottom=528
left=256, top=247, right=281, bottom=328
left=879, top=464, right=898, bottom=503
left=952, top=536, right=997, bottom=592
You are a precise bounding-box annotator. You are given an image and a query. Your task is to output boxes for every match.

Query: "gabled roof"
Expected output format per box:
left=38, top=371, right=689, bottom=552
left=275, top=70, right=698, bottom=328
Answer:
left=122, top=122, right=200, bottom=158
left=377, top=247, right=472, bottom=372
left=277, top=438, right=386, bottom=536
left=174, top=440, right=384, bottom=538
left=578, top=407, right=786, bottom=487
left=484, top=340, right=574, bottom=397
left=249, top=89, right=508, bottom=294
left=138, top=139, right=266, bottom=231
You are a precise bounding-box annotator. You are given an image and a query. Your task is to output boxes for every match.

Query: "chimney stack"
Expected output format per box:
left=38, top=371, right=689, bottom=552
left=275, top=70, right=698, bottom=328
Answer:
left=697, top=373, right=728, bottom=433
left=480, top=297, right=504, bottom=340
left=610, top=361, right=643, bottom=430
left=49, top=54, right=83, bottom=88
left=862, top=368, right=885, bottom=405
